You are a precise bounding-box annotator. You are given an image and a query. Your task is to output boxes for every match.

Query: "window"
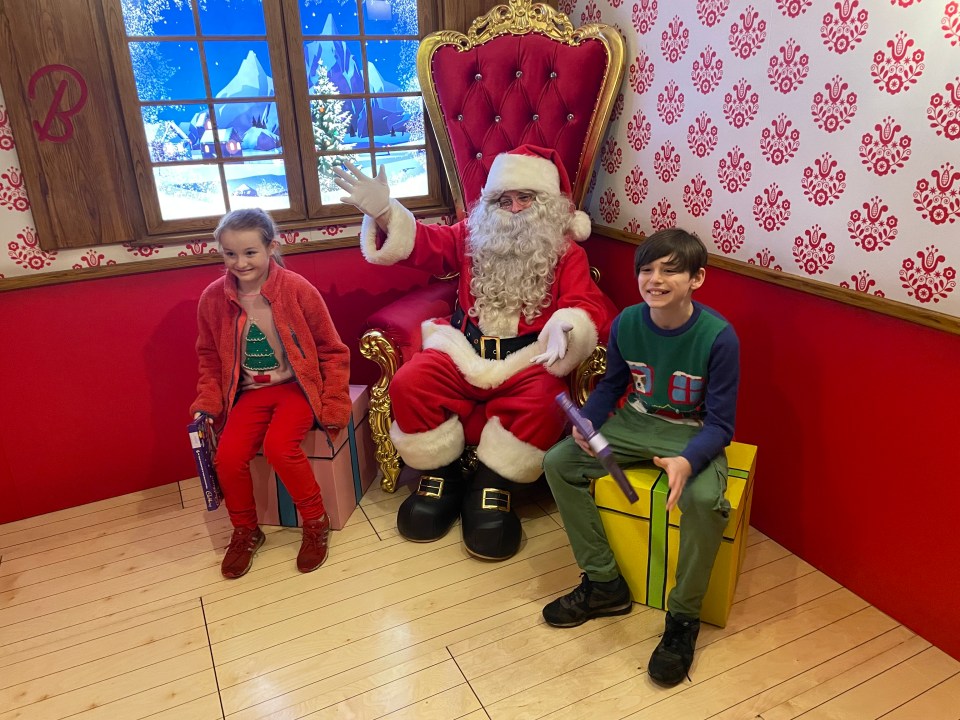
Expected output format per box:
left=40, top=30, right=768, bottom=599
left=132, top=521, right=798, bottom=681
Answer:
left=108, top=0, right=442, bottom=236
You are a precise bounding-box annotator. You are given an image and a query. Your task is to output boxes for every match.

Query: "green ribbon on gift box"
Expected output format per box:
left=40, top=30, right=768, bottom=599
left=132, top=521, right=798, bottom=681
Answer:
left=274, top=412, right=361, bottom=527
left=647, top=470, right=670, bottom=610
left=643, top=460, right=751, bottom=610
left=347, top=415, right=362, bottom=501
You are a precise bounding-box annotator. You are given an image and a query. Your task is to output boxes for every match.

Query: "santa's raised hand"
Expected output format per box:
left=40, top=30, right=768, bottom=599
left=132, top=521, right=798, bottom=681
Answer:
left=333, top=160, right=391, bottom=221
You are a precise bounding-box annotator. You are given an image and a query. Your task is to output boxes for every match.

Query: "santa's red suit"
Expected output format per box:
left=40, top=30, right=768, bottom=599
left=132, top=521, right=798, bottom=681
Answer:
left=360, top=203, right=614, bottom=484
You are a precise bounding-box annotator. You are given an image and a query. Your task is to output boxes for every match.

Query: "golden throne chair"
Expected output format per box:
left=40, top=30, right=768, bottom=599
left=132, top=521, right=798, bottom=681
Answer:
left=359, top=0, right=625, bottom=492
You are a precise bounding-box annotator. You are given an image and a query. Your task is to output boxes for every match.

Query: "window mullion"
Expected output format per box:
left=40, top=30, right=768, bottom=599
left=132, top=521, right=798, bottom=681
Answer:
left=272, top=0, right=311, bottom=220
left=97, top=0, right=449, bottom=241
left=262, top=0, right=308, bottom=221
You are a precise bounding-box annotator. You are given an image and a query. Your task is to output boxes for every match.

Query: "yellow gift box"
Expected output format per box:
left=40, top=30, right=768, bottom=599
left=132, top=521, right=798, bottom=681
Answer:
left=595, top=442, right=757, bottom=627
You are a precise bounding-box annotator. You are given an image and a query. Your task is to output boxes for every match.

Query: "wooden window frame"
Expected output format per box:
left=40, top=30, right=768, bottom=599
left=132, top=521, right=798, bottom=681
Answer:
left=103, top=0, right=307, bottom=235
left=103, top=0, right=447, bottom=241
left=0, top=0, right=448, bottom=252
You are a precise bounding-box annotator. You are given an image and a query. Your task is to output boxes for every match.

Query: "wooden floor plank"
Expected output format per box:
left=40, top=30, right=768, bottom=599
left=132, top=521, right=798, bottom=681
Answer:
left=142, top=693, right=224, bottom=720
left=739, top=538, right=792, bottom=573
left=796, top=646, right=960, bottom=720
left=483, top=589, right=868, bottom=719
left=1, top=481, right=956, bottom=720
left=298, top=659, right=467, bottom=719
left=709, top=625, right=918, bottom=720
left=222, top=569, right=577, bottom=720
left=0, top=650, right=214, bottom=720
left=879, top=671, right=960, bottom=720
left=626, top=607, right=900, bottom=719
left=525, top=577, right=857, bottom=720
left=217, top=539, right=574, bottom=713
left=52, top=670, right=219, bottom=720
left=759, top=634, right=934, bottom=720
left=0, top=484, right=180, bottom=538
left=0, top=627, right=211, bottom=714
left=0, top=598, right=202, bottom=668
left=0, top=525, right=236, bottom=607
left=0, top=494, right=186, bottom=553
left=0, top=603, right=206, bottom=689
left=376, top=684, right=483, bottom=720
left=0, top=500, right=220, bottom=565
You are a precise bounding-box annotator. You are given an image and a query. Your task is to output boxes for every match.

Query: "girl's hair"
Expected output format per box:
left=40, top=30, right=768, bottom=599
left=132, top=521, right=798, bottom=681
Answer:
left=213, top=208, right=285, bottom=266
left=633, top=228, right=707, bottom=277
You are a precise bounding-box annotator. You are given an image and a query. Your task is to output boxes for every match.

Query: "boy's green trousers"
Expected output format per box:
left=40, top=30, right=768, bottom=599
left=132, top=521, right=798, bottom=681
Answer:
left=543, top=404, right=731, bottom=618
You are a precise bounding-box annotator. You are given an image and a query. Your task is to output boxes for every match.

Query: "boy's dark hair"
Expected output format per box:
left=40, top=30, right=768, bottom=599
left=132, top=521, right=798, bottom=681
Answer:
left=633, top=228, right=707, bottom=277
left=214, top=208, right=285, bottom=266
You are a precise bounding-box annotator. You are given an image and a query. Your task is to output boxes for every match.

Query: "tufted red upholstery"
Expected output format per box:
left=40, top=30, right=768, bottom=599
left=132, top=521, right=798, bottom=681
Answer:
left=360, top=4, right=625, bottom=491
left=429, top=35, right=611, bottom=211
left=364, top=281, right=457, bottom=365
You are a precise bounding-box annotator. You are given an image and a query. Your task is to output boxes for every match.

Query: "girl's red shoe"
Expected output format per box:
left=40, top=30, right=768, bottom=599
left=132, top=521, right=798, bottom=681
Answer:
left=297, top=514, right=330, bottom=572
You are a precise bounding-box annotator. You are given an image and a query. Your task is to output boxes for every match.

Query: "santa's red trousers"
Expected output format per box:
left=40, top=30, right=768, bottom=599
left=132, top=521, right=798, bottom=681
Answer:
left=215, top=382, right=326, bottom=529
left=390, top=349, right=568, bottom=450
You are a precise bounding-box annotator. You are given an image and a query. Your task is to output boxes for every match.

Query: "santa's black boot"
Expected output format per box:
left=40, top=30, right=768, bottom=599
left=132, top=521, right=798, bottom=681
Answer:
left=461, top=463, right=522, bottom=560
left=396, top=461, right=464, bottom=542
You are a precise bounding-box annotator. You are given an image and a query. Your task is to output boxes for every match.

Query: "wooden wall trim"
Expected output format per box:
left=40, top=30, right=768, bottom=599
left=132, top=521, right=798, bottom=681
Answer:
left=0, top=0, right=146, bottom=250
left=593, top=224, right=960, bottom=337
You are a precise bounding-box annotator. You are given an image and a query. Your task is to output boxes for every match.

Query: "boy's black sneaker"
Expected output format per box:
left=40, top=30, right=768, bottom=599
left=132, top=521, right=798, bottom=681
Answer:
left=542, top=573, right=633, bottom=627
left=648, top=611, right=701, bottom=686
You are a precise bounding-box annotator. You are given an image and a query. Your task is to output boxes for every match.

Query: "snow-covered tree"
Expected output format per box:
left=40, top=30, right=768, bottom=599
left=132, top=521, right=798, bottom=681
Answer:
left=311, top=58, right=352, bottom=192
left=120, top=0, right=202, bottom=123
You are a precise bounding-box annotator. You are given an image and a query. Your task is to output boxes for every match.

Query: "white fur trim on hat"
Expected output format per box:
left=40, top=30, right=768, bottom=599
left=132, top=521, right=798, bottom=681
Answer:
left=475, top=417, right=545, bottom=484
left=484, top=153, right=561, bottom=197
left=568, top=209, right=592, bottom=242
left=359, top=199, right=416, bottom=265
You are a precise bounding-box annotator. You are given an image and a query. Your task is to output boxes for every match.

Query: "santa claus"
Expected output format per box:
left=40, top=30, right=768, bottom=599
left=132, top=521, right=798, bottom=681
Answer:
left=334, top=145, right=614, bottom=560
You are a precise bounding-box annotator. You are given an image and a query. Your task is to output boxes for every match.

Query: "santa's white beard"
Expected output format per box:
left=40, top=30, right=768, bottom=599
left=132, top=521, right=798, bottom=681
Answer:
left=466, top=193, right=571, bottom=336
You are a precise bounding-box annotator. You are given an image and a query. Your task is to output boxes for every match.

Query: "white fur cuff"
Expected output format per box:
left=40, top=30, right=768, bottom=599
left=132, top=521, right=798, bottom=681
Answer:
left=360, top=199, right=416, bottom=265
left=538, top=307, right=599, bottom=378
left=389, top=415, right=464, bottom=470
left=475, top=417, right=545, bottom=484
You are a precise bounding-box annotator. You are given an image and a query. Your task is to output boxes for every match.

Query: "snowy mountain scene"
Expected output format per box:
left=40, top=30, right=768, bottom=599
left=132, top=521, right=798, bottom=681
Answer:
left=123, top=0, right=427, bottom=219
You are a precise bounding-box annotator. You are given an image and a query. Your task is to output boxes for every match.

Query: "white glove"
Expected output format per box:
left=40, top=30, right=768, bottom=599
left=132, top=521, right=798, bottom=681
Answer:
left=531, top=322, right=574, bottom=366
left=332, top=160, right=391, bottom=218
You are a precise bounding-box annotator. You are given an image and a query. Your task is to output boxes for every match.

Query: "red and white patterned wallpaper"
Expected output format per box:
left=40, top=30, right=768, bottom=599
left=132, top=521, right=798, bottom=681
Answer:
left=567, top=0, right=958, bottom=317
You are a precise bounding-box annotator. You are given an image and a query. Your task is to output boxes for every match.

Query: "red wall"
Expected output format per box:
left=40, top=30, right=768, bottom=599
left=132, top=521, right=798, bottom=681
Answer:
left=3, top=237, right=959, bottom=660
left=0, top=247, right=432, bottom=525
left=584, top=235, right=960, bottom=662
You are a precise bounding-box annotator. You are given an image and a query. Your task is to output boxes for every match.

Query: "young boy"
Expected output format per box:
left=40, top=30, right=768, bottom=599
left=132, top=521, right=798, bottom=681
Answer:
left=541, top=228, right=740, bottom=686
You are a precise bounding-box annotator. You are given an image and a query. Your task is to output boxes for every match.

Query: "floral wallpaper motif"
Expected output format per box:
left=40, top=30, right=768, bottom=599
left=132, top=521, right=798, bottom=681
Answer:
left=0, top=85, right=358, bottom=283
left=2, top=3, right=957, bottom=318
left=578, top=0, right=958, bottom=316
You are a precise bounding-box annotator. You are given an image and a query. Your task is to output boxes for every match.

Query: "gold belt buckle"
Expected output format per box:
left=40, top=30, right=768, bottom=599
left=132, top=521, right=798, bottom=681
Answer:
left=480, top=488, right=511, bottom=512
left=416, top=475, right=444, bottom=498
left=479, top=335, right=501, bottom=360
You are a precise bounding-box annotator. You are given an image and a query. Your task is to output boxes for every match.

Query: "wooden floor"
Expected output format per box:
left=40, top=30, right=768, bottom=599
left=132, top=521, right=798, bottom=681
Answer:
left=1, top=480, right=958, bottom=720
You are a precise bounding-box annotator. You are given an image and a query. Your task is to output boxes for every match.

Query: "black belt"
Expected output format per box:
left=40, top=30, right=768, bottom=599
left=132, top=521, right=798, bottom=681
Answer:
left=451, top=303, right=539, bottom=360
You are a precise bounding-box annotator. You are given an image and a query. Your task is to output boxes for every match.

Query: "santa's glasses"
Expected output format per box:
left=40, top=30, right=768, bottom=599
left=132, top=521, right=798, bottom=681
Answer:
left=493, top=192, right=536, bottom=210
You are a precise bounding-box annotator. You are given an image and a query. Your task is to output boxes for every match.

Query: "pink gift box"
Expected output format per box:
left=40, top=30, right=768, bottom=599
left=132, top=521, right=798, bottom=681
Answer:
left=250, top=385, right=377, bottom=530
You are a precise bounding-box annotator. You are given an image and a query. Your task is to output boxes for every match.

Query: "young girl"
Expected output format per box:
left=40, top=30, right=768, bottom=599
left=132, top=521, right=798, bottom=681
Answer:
left=191, top=208, right=351, bottom=579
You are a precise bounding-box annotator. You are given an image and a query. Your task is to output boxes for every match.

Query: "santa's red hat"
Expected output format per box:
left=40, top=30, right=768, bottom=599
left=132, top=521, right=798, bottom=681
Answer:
left=483, top=145, right=592, bottom=241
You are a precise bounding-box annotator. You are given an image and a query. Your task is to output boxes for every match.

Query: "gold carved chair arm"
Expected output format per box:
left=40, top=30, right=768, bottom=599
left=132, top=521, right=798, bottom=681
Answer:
left=571, top=344, right=607, bottom=406
left=359, top=281, right=459, bottom=492
left=359, top=329, right=403, bottom=492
